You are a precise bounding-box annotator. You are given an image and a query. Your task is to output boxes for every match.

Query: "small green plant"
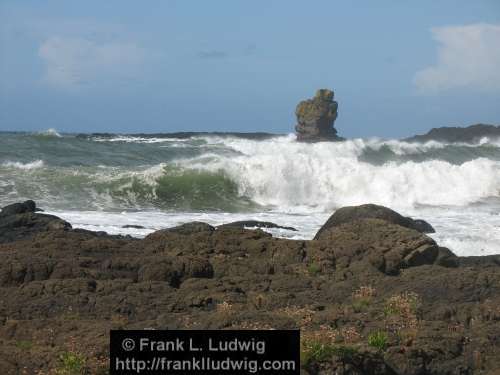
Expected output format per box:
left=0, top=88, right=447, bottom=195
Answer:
left=352, top=286, right=376, bottom=312
left=15, top=340, right=33, bottom=350
left=57, top=351, right=87, bottom=375
left=383, top=305, right=396, bottom=316
left=307, top=263, right=321, bottom=275
left=301, top=341, right=336, bottom=365
left=352, top=298, right=370, bottom=312
left=301, top=341, right=358, bottom=365
left=368, top=331, right=388, bottom=351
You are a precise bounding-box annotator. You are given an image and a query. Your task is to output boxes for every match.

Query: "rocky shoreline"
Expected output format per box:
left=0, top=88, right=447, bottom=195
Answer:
left=1, top=201, right=499, bottom=374
left=404, top=124, right=500, bottom=143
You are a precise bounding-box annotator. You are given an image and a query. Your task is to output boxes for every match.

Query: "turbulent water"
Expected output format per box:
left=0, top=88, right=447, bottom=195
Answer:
left=1, top=129, right=500, bottom=255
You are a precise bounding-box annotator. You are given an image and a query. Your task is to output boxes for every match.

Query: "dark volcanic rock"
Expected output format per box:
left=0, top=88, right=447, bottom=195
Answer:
left=0, top=202, right=71, bottom=244
left=405, top=123, right=500, bottom=143
left=314, top=218, right=441, bottom=275
left=1, top=200, right=500, bottom=374
left=161, top=222, right=215, bottom=235
left=314, top=204, right=435, bottom=239
left=295, top=89, right=342, bottom=142
left=410, top=219, right=435, bottom=233
left=218, top=220, right=297, bottom=231
left=458, top=254, right=500, bottom=267
left=435, top=246, right=459, bottom=268
left=0, top=200, right=37, bottom=216
left=122, top=224, right=145, bottom=229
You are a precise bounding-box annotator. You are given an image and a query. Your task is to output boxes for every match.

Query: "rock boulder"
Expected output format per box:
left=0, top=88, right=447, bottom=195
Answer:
left=295, top=89, right=342, bottom=142
left=314, top=218, right=442, bottom=275
left=0, top=200, right=37, bottom=216
left=314, top=203, right=435, bottom=239
left=0, top=201, right=71, bottom=244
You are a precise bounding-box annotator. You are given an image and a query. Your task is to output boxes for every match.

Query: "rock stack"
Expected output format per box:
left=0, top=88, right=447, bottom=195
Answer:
left=295, top=89, right=341, bottom=142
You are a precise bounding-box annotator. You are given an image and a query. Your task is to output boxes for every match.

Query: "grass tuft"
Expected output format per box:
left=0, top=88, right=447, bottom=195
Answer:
left=307, top=263, right=321, bottom=275
left=301, top=341, right=358, bottom=365
left=367, top=331, right=388, bottom=351
left=56, top=351, right=86, bottom=375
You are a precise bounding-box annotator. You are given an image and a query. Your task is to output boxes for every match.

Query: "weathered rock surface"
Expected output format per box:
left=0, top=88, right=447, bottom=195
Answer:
left=314, top=218, right=444, bottom=275
left=314, top=204, right=435, bottom=239
left=0, top=201, right=499, bottom=374
left=405, top=123, right=500, bottom=143
left=159, top=221, right=215, bottom=235
left=0, top=200, right=71, bottom=244
left=0, top=200, right=37, bottom=216
left=295, top=89, right=342, bottom=142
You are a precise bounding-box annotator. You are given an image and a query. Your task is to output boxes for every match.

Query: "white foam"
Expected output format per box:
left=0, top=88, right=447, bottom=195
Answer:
left=1, top=160, right=45, bottom=170
left=37, top=128, right=61, bottom=137
left=421, top=206, right=500, bottom=256
left=46, top=209, right=326, bottom=240
left=47, top=206, right=500, bottom=256
left=93, top=136, right=186, bottom=144
left=97, top=133, right=500, bottom=153
left=174, top=136, right=500, bottom=211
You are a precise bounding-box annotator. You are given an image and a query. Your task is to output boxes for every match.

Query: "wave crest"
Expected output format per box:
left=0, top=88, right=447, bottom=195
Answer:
left=1, top=160, right=45, bottom=170
left=36, top=128, right=62, bottom=138
left=1, top=135, right=499, bottom=212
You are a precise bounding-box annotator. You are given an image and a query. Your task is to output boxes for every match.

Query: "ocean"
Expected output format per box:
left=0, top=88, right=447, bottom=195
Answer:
left=1, top=129, right=499, bottom=256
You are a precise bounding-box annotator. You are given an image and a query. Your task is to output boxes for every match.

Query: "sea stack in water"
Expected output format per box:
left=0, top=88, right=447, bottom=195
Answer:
left=295, top=89, right=341, bottom=142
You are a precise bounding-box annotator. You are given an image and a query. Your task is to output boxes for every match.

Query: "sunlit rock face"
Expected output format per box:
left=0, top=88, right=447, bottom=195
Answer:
left=295, top=89, right=341, bottom=142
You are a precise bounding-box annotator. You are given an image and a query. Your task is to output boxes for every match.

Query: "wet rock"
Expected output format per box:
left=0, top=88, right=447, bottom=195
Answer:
left=435, top=247, right=459, bottom=268
left=218, top=220, right=297, bottom=231
left=410, top=219, right=435, bottom=233
left=0, top=200, right=37, bottom=216
left=163, top=222, right=215, bottom=235
left=314, top=204, right=435, bottom=239
left=295, top=89, right=342, bottom=142
left=0, top=210, right=71, bottom=244
left=122, top=224, right=145, bottom=229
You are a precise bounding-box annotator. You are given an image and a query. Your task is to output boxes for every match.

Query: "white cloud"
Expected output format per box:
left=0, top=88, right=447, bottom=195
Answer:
left=39, top=36, right=145, bottom=89
left=414, top=23, right=500, bottom=93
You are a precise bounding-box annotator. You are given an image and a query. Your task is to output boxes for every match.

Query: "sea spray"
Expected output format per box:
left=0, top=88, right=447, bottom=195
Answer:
left=1, top=133, right=500, bottom=211
left=1, top=131, right=500, bottom=254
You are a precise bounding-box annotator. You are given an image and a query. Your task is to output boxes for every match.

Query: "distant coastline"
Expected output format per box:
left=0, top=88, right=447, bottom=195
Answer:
left=404, top=123, right=500, bottom=143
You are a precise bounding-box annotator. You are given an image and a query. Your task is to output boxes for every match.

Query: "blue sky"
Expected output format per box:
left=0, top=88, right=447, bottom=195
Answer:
left=1, top=0, right=499, bottom=138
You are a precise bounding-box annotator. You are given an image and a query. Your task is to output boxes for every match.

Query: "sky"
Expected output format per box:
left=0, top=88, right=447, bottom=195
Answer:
left=0, top=0, right=499, bottom=138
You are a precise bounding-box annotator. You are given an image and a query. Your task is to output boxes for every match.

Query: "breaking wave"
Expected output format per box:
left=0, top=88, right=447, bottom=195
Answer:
left=1, top=133, right=499, bottom=212
left=36, top=128, right=62, bottom=138
left=1, top=160, right=45, bottom=170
